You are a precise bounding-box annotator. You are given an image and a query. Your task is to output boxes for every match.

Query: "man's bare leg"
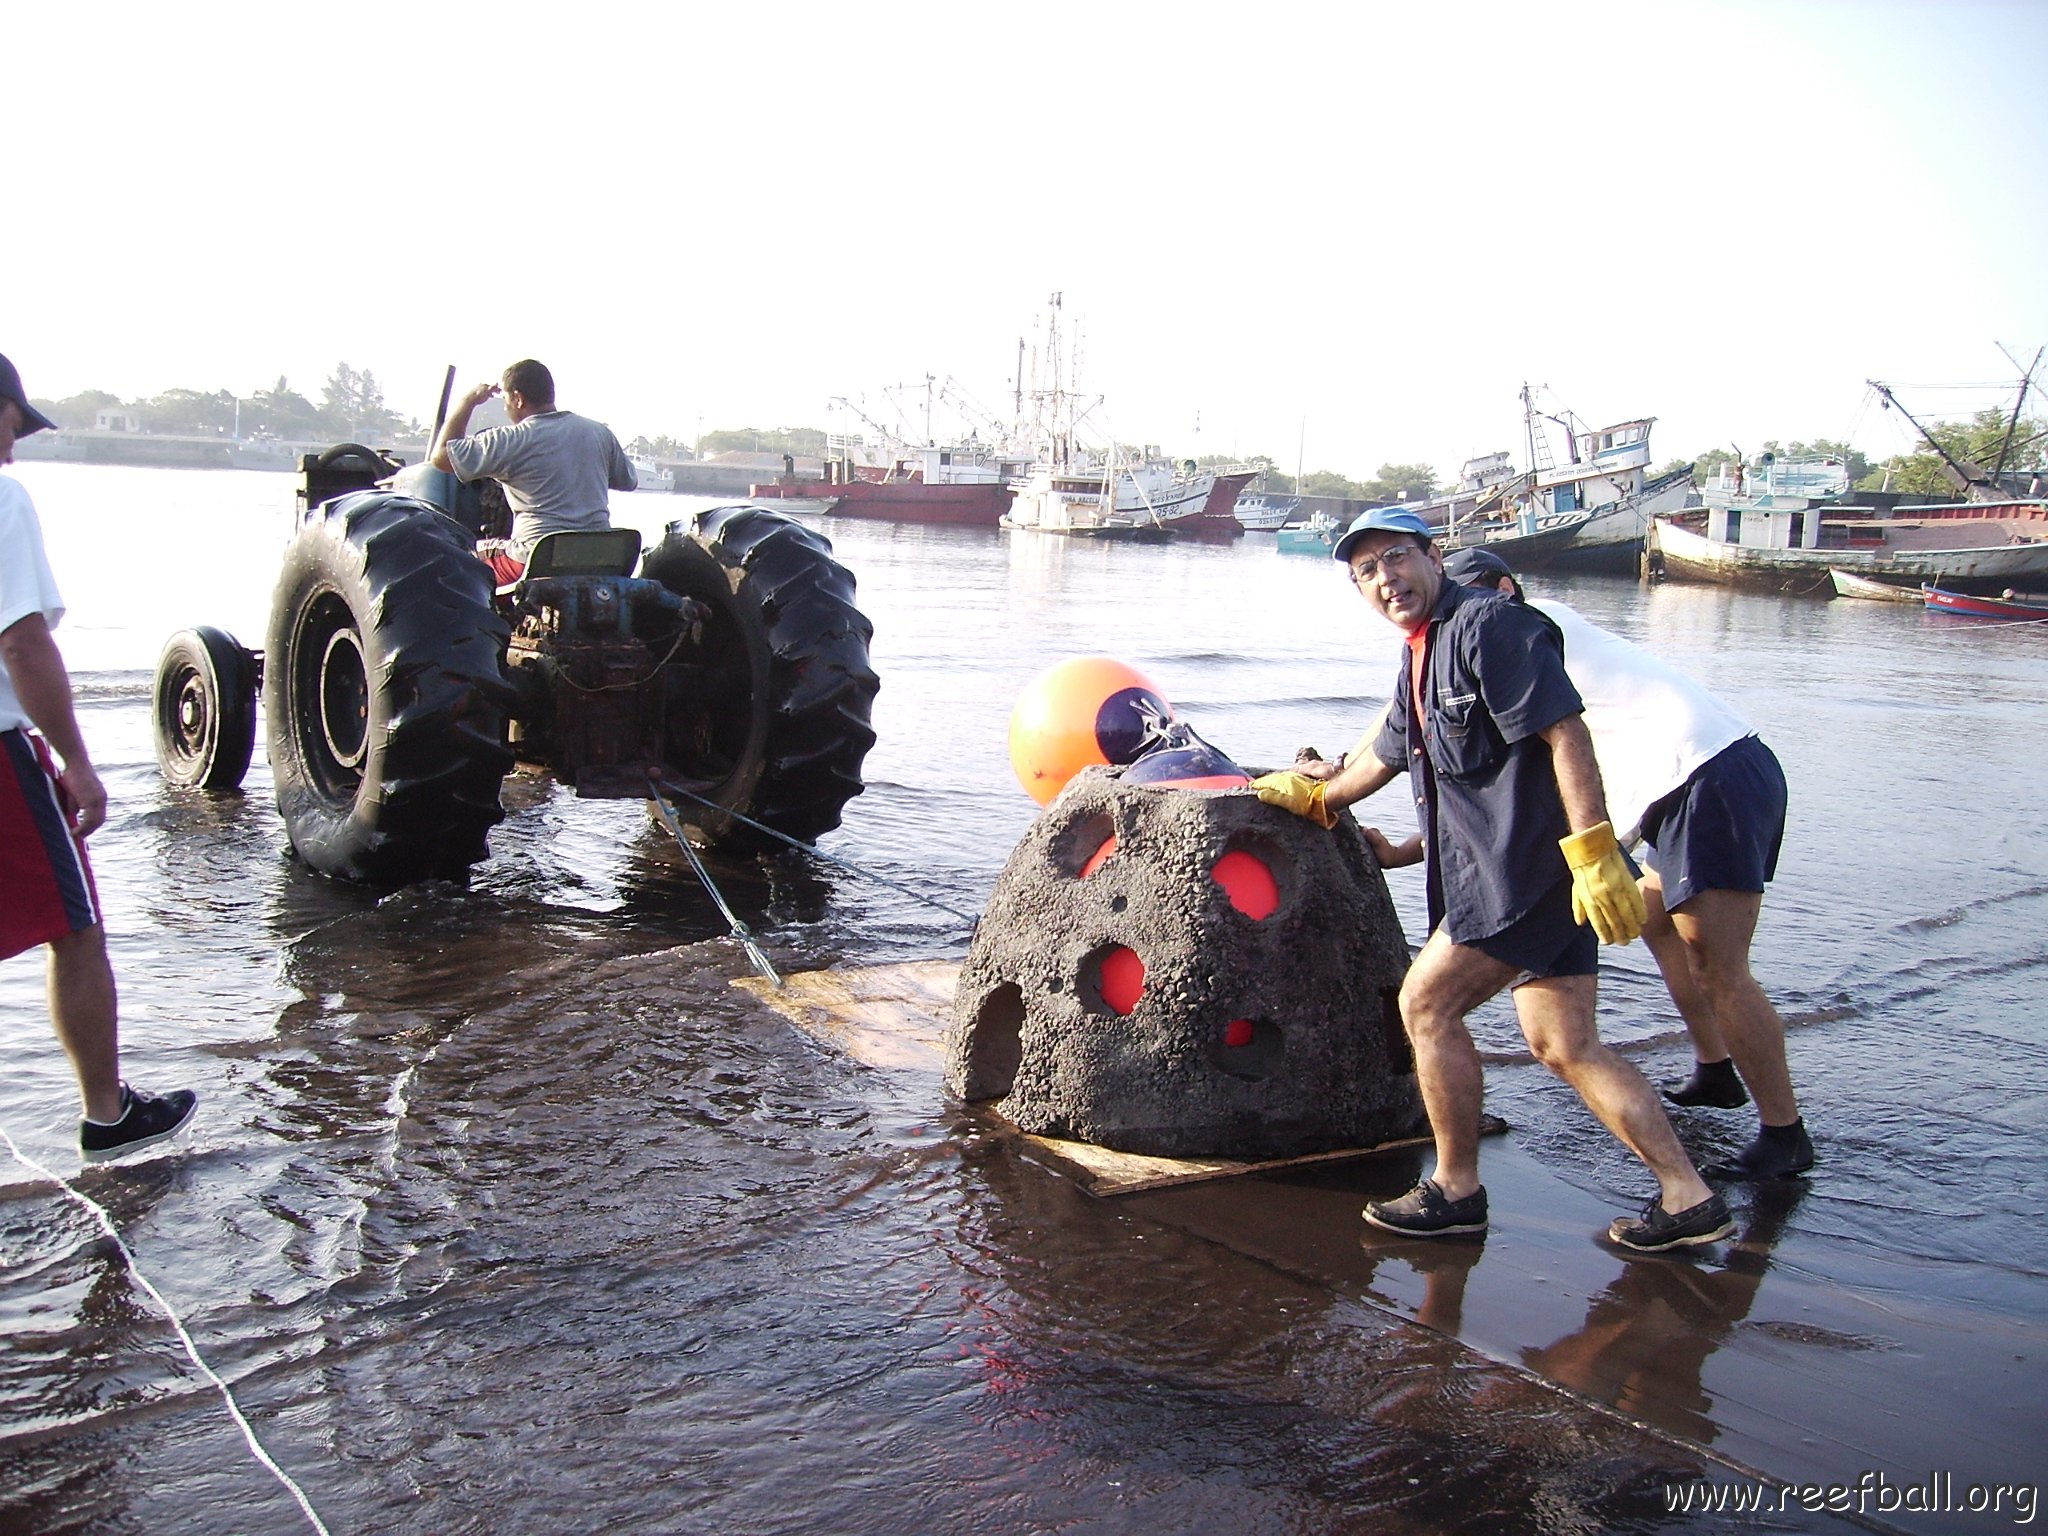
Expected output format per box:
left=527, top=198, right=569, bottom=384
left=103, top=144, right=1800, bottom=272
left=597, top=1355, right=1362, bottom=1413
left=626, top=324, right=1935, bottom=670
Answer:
left=1396, top=928, right=1520, bottom=1201
left=48, top=924, right=124, bottom=1123
left=1644, top=874, right=1800, bottom=1125
left=1511, top=972, right=1715, bottom=1216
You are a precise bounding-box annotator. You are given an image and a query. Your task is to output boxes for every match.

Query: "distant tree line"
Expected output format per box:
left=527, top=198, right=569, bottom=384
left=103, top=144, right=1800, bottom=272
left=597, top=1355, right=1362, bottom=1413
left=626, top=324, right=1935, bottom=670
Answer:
left=30, top=363, right=415, bottom=441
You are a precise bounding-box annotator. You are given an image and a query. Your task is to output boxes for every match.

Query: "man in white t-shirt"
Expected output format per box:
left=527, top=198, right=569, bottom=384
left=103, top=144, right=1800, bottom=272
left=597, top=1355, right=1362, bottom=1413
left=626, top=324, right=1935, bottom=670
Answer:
left=0, top=351, right=197, bottom=1162
left=1436, top=546, right=1811, bottom=1180
left=429, top=358, right=636, bottom=585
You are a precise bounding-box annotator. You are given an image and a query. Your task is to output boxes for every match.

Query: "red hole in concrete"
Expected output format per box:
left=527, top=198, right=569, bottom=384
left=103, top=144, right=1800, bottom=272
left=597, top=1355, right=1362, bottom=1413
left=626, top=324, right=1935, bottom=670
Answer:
left=1212, top=849, right=1278, bottom=920
left=1079, top=832, right=1119, bottom=878
left=1098, top=946, right=1145, bottom=1014
left=1223, top=1018, right=1255, bottom=1048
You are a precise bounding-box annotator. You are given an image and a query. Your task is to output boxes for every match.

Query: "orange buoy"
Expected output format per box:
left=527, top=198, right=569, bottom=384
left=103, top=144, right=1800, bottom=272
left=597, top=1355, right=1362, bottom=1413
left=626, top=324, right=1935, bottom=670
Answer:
left=1009, top=656, right=1175, bottom=805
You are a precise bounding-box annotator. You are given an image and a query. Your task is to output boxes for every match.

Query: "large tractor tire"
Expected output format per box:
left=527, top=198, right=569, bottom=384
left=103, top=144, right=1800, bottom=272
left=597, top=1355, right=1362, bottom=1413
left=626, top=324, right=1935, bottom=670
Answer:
left=265, top=492, right=514, bottom=884
left=639, top=505, right=879, bottom=848
left=153, top=626, right=258, bottom=790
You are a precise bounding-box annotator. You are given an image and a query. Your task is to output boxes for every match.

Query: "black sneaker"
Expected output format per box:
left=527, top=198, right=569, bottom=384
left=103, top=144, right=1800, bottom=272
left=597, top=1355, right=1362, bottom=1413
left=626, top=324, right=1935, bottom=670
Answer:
left=1661, top=1059, right=1749, bottom=1110
left=79, top=1084, right=198, bottom=1163
left=1709, top=1122, right=1815, bottom=1181
left=1607, top=1193, right=1734, bottom=1252
left=1363, top=1178, right=1488, bottom=1237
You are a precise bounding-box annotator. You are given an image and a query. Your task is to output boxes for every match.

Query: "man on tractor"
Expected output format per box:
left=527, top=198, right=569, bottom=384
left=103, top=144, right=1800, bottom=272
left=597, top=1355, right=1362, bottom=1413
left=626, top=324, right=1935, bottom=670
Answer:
left=429, top=358, right=637, bottom=585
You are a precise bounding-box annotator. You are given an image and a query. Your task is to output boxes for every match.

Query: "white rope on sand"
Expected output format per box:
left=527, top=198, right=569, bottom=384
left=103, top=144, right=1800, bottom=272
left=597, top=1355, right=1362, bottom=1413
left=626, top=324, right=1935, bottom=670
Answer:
left=0, top=1127, right=331, bottom=1536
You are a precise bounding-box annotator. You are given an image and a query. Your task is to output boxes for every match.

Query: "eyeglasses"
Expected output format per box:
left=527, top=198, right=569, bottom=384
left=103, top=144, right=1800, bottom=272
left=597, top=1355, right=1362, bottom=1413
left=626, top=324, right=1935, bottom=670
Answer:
left=1350, top=544, right=1422, bottom=584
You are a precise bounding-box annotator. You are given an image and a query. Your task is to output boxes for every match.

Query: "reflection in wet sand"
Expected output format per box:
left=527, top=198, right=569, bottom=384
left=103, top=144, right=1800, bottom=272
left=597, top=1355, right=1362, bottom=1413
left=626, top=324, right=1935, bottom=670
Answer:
left=1522, top=1183, right=1808, bottom=1446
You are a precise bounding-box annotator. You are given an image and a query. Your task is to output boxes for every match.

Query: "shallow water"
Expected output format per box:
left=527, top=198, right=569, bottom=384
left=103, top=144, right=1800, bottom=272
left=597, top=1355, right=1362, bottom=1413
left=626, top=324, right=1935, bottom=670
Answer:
left=2, top=462, right=2044, bottom=1533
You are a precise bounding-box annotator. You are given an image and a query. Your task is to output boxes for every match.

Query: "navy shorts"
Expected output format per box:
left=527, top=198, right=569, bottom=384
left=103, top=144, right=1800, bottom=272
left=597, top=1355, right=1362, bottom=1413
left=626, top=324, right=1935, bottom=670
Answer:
left=1468, top=877, right=1599, bottom=980
left=1639, top=734, right=1786, bottom=911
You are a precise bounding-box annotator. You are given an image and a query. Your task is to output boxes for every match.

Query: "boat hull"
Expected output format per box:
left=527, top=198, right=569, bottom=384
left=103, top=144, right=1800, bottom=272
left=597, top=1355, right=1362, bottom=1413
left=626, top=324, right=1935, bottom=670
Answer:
left=1924, top=586, right=2048, bottom=619
left=1006, top=474, right=1212, bottom=535
left=753, top=481, right=1007, bottom=528
left=1652, top=517, right=2048, bottom=597
left=1829, top=568, right=1922, bottom=603
left=1543, top=467, right=1698, bottom=572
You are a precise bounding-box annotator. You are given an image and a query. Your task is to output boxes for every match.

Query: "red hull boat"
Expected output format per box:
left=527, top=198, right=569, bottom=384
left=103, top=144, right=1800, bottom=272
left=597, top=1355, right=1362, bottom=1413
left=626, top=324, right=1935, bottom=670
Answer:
left=1923, top=585, right=2048, bottom=620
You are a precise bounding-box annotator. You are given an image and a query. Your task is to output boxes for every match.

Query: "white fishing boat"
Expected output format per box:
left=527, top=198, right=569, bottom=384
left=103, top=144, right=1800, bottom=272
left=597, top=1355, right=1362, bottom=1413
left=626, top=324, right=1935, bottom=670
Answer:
left=630, top=455, right=677, bottom=493
left=1001, top=294, right=1215, bottom=536
left=1005, top=458, right=1216, bottom=536
left=1235, top=493, right=1300, bottom=531
left=1431, top=387, right=1692, bottom=569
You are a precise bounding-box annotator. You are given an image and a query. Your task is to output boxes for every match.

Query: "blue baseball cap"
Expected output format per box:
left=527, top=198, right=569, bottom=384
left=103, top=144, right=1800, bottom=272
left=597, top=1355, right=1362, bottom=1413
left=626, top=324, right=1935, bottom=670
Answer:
left=1332, top=505, right=1435, bottom=565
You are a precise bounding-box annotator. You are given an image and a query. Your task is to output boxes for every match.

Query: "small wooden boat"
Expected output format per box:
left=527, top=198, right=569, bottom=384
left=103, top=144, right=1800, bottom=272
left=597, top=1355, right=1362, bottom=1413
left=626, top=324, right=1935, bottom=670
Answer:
left=1923, top=585, right=2048, bottom=620
left=1830, top=568, right=1921, bottom=603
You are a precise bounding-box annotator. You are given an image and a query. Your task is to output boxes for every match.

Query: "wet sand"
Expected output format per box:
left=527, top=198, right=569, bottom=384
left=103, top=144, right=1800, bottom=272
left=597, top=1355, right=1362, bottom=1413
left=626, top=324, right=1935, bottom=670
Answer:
left=757, top=960, right=2046, bottom=1532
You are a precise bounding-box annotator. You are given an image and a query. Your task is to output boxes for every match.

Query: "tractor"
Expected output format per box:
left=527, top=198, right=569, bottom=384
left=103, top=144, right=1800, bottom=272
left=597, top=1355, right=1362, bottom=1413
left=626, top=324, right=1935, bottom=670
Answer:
left=151, top=443, right=879, bottom=886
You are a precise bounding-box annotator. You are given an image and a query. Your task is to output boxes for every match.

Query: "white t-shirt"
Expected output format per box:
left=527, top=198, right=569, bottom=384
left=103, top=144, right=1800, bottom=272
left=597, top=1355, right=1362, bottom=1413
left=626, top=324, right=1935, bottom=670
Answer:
left=0, top=475, right=66, bottom=733
left=1531, top=598, right=1752, bottom=846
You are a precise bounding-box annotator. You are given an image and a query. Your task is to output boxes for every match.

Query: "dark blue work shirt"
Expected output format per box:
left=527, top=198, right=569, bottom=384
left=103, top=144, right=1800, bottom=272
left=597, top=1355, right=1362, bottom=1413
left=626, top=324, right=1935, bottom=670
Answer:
left=1371, top=581, right=1584, bottom=943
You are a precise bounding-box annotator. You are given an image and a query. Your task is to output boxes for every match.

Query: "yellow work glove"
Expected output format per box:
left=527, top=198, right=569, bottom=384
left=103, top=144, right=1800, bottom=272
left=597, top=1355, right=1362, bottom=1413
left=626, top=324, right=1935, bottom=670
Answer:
left=1558, top=821, right=1646, bottom=945
left=1251, top=771, right=1339, bottom=829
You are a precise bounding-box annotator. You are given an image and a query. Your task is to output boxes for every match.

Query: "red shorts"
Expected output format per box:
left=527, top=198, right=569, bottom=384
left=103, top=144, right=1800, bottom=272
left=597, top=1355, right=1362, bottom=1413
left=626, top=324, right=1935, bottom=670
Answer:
left=476, top=541, right=526, bottom=587
left=1, top=728, right=102, bottom=960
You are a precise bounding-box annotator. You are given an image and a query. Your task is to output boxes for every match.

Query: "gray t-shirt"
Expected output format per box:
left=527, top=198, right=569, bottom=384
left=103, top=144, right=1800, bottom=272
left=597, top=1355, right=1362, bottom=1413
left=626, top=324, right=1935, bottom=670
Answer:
left=445, top=410, right=637, bottom=556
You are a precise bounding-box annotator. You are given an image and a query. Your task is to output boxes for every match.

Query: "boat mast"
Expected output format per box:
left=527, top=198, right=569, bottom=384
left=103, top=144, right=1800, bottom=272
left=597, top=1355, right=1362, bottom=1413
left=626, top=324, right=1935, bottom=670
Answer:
left=1989, top=346, right=2043, bottom=488
left=1868, top=378, right=1989, bottom=499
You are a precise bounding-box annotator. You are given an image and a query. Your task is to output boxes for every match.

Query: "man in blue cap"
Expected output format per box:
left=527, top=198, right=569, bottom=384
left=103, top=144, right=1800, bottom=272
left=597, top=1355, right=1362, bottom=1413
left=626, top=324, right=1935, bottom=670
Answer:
left=1253, top=507, right=1730, bottom=1252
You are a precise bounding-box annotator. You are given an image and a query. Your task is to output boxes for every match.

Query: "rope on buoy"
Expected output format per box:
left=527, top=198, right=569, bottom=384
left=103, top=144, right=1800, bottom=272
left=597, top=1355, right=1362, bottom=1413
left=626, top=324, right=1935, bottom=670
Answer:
left=0, top=1125, right=332, bottom=1535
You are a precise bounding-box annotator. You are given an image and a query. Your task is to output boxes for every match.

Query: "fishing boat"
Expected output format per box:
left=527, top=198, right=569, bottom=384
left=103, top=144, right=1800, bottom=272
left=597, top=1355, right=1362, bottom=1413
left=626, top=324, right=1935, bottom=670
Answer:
left=1179, top=467, right=1258, bottom=537
left=1004, top=458, right=1216, bottom=537
left=751, top=441, right=1024, bottom=526
left=1235, top=493, right=1299, bottom=531
left=1923, top=585, right=2048, bottom=620
left=1650, top=503, right=2048, bottom=595
left=1401, top=450, right=1531, bottom=532
left=630, top=454, right=677, bottom=493
left=1441, top=509, right=1598, bottom=570
left=1830, top=568, right=1923, bottom=603
left=1431, top=388, right=1692, bottom=570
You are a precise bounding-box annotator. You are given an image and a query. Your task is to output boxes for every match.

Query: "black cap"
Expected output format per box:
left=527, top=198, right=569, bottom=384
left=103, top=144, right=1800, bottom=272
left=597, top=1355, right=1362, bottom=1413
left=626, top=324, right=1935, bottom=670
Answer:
left=1442, top=546, right=1517, bottom=586
left=0, top=354, right=58, bottom=436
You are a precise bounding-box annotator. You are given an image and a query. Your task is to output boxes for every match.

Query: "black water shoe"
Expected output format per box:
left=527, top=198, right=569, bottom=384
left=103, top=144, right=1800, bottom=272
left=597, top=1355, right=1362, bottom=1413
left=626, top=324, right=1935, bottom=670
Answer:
left=1709, top=1119, right=1814, bottom=1180
left=80, top=1084, right=198, bottom=1163
left=1364, top=1178, right=1488, bottom=1237
left=1607, top=1192, right=1734, bottom=1252
left=1661, top=1058, right=1749, bottom=1109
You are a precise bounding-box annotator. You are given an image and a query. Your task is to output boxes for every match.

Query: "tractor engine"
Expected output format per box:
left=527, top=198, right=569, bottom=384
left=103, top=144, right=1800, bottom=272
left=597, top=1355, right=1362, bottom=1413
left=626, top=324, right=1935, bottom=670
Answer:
left=505, top=573, right=708, bottom=799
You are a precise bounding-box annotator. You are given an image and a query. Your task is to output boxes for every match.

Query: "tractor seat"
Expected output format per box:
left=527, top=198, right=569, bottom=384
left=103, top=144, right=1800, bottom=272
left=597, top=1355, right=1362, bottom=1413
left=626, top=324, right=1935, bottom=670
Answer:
left=498, top=527, right=644, bottom=597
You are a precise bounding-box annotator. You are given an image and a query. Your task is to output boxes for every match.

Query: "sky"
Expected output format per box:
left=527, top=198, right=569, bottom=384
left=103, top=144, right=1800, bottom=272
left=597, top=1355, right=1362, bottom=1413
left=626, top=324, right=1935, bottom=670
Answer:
left=6, top=0, right=2046, bottom=480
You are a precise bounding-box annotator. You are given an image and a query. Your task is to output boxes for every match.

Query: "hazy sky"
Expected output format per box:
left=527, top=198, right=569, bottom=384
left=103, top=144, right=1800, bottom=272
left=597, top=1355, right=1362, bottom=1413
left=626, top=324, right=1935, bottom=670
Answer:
left=7, top=0, right=2045, bottom=478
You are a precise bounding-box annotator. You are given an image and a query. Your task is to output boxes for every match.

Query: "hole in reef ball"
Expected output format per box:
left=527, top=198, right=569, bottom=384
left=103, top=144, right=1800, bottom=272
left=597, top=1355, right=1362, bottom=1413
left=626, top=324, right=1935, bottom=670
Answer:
left=1212, top=848, right=1279, bottom=920
left=1079, top=832, right=1118, bottom=878
left=1098, top=945, right=1145, bottom=1015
